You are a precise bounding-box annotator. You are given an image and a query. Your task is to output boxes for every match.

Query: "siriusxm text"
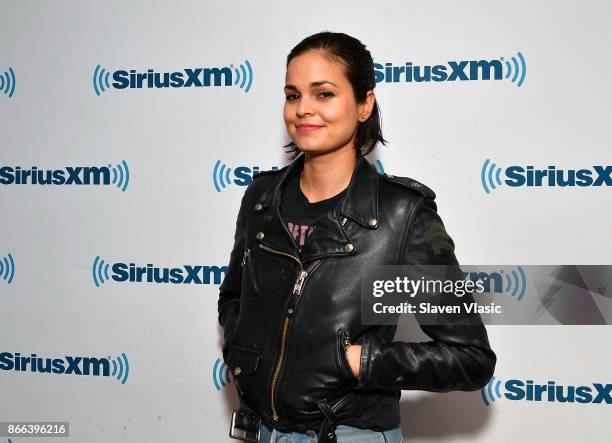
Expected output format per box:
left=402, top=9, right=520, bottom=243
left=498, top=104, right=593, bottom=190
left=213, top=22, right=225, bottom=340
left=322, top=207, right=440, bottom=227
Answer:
left=0, top=352, right=110, bottom=376
left=0, top=166, right=111, bottom=185
left=504, top=379, right=611, bottom=404
left=112, top=263, right=227, bottom=284
left=505, top=165, right=611, bottom=187
left=113, top=68, right=231, bottom=89
left=374, top=60, right=503, bottom=83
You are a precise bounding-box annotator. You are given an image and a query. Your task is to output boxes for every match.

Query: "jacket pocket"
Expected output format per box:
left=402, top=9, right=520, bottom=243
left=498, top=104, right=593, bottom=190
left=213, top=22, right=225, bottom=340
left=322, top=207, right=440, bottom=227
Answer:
left=241, top=248, right=260, bottom=298
left=336, top=328, right=357, bottom=381
left=327, top=389, right=360, bottom=423
left=225, top=343, right=262, bottom=379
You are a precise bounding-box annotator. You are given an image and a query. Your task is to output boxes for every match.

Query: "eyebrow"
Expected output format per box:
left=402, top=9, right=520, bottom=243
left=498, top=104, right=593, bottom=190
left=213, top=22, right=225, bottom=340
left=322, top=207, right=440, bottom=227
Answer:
left=284, top=80, right=337, bottom=91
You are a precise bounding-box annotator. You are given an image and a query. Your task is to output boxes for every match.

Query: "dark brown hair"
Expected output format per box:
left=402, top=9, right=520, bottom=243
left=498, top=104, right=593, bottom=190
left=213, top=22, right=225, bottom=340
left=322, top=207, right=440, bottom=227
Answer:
left=283, top=31, right=388, bottom=160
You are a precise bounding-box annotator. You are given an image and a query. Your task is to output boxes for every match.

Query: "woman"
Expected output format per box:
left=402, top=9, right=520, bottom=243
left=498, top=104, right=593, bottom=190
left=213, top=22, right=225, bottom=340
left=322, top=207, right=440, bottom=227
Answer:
left=218, top=31, right=496, bottom=443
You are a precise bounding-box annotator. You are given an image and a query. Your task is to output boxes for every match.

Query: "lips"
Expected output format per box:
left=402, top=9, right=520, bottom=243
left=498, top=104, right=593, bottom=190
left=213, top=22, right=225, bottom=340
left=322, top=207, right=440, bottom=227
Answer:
left=296, top=124, right=323, bottom=132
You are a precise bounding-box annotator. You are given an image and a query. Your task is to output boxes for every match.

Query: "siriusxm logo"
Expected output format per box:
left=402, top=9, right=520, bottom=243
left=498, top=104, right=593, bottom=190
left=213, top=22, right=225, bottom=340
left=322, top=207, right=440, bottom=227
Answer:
left=213, top=159, right=385, bottom=192
left=1, top=66, right=16, bottom=98
left=212, top=160, right=280, bottom=192
left=465, top=266, right=526, bottom=301
left=482, top=375, right=611, bottom=405
left=0, top=161, right=130, bottom=191
left=93, top=60, right=253, bottom=95
left=92, top=256, right=227, bottom=287
left=0, top=352, right=130, bottom=384
left=0, top=252, right=15, bottom=285
left=481, top=159, right=612, bottom=193
left=375, top=51, right=526, bottom=87
left=212, top=357, right=232, bottom=391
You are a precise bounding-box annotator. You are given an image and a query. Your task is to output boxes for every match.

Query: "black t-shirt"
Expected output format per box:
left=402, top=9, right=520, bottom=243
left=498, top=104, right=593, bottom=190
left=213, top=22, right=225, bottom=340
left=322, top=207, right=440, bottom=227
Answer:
left=280, top=172, right=348, bottom=256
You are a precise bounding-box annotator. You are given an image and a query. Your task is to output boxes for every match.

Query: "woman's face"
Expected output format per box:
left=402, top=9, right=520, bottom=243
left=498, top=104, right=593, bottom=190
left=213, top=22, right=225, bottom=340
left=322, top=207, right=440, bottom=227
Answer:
left=283, top=49, right=373, bottom=156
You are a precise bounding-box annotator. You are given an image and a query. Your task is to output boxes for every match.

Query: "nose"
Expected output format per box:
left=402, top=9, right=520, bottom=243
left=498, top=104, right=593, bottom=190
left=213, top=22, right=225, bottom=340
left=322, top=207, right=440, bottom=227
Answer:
left=296, top=96, right=313, bottom=117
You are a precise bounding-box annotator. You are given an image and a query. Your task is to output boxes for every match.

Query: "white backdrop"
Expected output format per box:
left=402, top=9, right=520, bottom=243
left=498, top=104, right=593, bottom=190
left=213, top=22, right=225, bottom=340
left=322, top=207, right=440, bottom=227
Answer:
left=1, top=1, right=611, bottom=442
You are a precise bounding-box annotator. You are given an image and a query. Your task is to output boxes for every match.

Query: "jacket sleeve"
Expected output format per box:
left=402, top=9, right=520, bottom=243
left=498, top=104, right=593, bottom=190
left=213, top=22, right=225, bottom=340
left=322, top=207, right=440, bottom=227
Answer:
left=356, top=196, right=497, bottom=392
left=217, top=185, right=251, bottom=360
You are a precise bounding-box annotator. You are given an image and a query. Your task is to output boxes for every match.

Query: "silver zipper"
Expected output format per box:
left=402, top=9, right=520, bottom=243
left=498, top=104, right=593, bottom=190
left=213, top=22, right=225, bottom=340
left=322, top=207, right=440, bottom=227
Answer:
left=340, top=328, right=351, bottom=350
left=258, top=215, right=347, bottom=422
left=258, top=243, right=301, bottom=268
left=257, top=243, right=323, bottom=298
left=293, top=270, right=307, bottom=295
left=257, top=242, right=322, bottom=422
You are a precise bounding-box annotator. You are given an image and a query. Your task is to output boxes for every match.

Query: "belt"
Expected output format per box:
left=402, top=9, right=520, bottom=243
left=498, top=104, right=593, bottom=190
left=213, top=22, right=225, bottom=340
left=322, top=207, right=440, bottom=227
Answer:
left=232, top=378, right=346, bottom=443
left=316, top=398, right=340, bottom=443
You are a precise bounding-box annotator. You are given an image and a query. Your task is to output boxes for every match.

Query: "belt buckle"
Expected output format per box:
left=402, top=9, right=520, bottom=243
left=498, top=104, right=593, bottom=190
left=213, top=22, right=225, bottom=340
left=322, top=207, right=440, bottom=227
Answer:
left=229, top=408, right=261, bottom=442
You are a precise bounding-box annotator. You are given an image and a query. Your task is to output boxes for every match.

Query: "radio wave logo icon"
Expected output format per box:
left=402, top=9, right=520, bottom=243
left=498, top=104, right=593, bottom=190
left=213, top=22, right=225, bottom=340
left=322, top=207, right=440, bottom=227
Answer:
left=92, top=256, right=111, bottom=287
left=503, top=51, right=527, bottom=87
left=110, top=352, right=130, bottom=384
left=110, top=160, right=130, bottom=192
left=213, top=160, right=233, bottom=192
left=481, top=159, right=504, bottom=194
left=501, top=266, right=527, bottom=301
left=232, top=59, right=253, bottom=93
left=481, top=375, right=503, bottom=406
left=0, top=253, right=15, bottom=285
left=212, top=357, right=232, bottom=391
left=0, top=66, right=16, bottom=98
left=93, top=64, right=112, bottom=96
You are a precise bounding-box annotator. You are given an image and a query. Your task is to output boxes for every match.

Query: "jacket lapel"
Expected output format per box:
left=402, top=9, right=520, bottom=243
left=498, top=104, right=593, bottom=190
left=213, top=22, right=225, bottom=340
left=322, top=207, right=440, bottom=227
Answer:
left=252, top=152, right=380, bottom=263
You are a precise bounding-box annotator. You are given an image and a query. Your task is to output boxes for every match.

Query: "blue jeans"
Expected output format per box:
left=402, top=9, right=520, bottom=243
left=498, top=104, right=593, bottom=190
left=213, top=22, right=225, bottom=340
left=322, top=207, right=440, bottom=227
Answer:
left=258, top=422, right=403, bottom=443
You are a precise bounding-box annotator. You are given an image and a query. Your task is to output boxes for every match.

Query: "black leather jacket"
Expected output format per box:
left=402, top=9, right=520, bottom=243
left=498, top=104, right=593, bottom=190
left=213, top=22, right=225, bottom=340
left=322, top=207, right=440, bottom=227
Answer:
left=218, top=152, right=496, bottom=436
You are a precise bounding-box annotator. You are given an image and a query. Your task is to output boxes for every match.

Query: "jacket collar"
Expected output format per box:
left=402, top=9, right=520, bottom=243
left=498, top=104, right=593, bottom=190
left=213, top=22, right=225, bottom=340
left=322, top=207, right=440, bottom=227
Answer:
left=252, top=152, right=380, bottom=263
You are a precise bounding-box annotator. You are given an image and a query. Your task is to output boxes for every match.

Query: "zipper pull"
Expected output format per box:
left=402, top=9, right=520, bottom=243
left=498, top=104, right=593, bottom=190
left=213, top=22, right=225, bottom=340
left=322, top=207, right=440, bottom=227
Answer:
left=241, top=249, right=249, bottom=267
left=292, top=270, right=308, bottom=295
left=340, top=328, right=351, bottom=350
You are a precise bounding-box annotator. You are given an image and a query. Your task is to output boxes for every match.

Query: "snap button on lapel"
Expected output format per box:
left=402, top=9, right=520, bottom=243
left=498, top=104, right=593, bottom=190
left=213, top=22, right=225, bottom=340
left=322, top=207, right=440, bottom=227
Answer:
left=254, top=203, right=263, bottom=212
left=233, top=367, right=242, bottom=376
left=367, top=217, right=378, bottom=227
left=344, top=243, right=354, bottom=252
left=256, top=232, right=264, bottom=240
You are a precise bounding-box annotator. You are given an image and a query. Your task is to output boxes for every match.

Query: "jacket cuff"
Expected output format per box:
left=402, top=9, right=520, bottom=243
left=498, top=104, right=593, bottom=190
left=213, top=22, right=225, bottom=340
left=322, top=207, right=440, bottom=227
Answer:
left=356, top=331, right=405, bottom=392
left=356, top=332, right=380, bottom=390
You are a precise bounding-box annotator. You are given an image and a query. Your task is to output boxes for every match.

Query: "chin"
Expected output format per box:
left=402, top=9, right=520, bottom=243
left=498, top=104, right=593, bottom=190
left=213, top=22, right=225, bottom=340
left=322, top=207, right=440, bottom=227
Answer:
left=295, top=140, right=323, bottom=151
left=298, top=145, right=339, bottom=157
left=295, top=146, right=318, bottom=155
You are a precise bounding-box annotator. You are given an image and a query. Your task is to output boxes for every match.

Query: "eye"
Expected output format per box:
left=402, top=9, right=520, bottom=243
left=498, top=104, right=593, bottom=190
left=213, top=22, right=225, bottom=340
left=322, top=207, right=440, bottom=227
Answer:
left=318, top=91, right=333, bottom=99
left=285, top=94, right=298, bottom=101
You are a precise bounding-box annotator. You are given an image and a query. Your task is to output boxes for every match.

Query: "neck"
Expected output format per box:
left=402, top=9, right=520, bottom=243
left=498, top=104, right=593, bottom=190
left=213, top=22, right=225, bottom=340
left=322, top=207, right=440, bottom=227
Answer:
left=299, top=147, right=358, bottom=204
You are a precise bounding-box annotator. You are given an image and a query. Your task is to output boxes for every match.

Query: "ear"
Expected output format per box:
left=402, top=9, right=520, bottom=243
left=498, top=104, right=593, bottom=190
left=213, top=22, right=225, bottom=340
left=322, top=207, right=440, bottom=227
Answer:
left=358, top=90, right=376, bottom=122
